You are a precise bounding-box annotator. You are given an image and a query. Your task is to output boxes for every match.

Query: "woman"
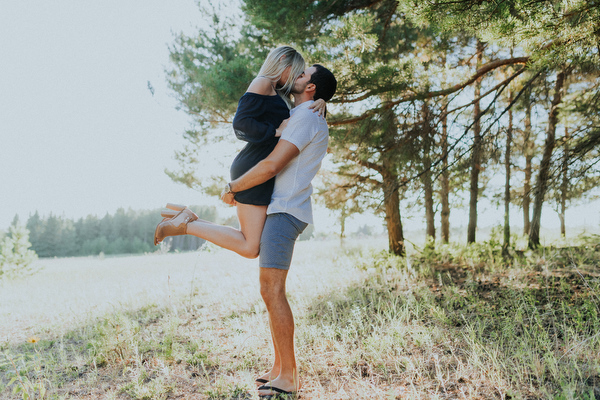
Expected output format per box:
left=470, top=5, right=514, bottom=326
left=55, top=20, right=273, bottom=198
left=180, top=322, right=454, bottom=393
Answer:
left=154, top=46, right=325, bottom=258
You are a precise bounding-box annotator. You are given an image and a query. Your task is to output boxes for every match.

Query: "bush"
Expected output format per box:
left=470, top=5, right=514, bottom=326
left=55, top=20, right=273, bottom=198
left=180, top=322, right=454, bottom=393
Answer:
left=0, top=223, right=38, bottom=276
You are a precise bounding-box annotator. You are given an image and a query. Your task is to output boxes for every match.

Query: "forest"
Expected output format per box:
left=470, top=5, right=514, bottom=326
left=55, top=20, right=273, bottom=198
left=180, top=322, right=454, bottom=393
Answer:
left=0, top=205, right=315, bottom=261
left=9, top=207, right=219, bottom=258
left=166, top=0, right=600, bottom=256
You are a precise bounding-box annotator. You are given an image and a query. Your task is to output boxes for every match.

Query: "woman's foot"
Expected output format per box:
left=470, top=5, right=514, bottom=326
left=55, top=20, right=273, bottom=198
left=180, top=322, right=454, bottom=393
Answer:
left=154, top=207, right=198, bottom=245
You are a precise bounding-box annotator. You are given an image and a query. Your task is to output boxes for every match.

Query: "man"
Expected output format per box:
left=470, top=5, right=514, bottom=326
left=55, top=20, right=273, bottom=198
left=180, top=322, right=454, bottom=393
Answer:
left=221, top=64, right=337, bottom=397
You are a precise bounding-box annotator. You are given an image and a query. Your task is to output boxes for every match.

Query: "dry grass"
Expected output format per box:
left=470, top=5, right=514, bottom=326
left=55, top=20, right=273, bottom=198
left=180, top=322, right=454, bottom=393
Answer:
left=0, top=238, right=380, bottom=344
left=0, top=236, right=598, bottom=399
left=0, top=239, right=383, bottom=398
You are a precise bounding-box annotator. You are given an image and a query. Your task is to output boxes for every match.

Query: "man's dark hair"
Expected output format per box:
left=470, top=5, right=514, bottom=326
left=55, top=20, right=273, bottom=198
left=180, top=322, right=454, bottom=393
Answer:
left=309, top=64, right=337, bottom=102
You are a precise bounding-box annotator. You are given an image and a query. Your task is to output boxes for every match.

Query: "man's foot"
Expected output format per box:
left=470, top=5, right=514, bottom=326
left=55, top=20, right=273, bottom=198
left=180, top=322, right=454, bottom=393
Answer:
left=255, top=370, right=279, bottom=386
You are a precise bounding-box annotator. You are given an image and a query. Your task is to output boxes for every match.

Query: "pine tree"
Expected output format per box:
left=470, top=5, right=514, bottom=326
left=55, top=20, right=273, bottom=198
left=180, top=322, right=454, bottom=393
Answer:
left=0, top=222, right=38, bottom=276
left=165, top=0, right=600, bottom=255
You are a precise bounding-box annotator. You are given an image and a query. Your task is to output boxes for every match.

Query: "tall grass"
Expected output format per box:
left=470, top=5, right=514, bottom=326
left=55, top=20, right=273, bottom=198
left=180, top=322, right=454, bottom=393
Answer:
left=0, top=236, right=598, bottom=399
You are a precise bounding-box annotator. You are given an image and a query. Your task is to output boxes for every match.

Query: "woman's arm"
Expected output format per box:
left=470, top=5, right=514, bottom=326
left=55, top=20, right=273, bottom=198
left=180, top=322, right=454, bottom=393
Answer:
left=232, top=77, right=282, bottom=144
left=232, top=101, right=277, bottom=145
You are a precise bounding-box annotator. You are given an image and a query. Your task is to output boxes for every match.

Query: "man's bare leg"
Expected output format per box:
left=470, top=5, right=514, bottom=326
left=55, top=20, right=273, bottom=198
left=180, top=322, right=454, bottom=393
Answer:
left=258, top=267, right=299, bottom=394
left=256, top=317, right=281, bottom=385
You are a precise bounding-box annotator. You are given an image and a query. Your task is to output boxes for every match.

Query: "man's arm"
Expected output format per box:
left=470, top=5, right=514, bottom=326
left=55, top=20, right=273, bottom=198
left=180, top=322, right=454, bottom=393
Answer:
left=223, top=139, right=300, bottom=203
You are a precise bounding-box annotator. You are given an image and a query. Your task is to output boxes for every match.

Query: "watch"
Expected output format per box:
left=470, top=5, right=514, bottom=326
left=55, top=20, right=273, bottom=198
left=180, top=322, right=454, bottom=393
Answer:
left=224, top=182, right=234, bottom=194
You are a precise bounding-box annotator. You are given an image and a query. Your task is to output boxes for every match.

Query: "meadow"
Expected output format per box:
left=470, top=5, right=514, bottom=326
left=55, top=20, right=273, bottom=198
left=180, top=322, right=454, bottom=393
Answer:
left=0, top=235, right=598, bottom=399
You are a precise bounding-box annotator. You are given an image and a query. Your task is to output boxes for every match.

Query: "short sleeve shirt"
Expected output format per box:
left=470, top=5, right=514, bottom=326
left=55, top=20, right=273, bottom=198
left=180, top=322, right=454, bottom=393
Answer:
left=267, top=100, right=329, bottom=224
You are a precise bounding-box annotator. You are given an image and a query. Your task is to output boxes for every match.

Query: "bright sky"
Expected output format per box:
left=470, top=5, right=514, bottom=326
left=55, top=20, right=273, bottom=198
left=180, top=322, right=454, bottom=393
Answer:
left=0, top=1, right=597, bottom=239
left=0, top=1, right=223, bottom=229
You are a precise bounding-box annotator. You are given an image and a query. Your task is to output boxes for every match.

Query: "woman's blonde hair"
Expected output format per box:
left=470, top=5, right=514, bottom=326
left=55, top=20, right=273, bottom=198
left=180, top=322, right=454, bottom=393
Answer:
left=258, top=46, right=305, bottom=106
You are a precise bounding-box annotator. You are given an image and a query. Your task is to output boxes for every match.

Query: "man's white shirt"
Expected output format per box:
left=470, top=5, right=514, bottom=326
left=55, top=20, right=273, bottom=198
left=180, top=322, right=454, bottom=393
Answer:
left=267, top=100, right=329, bottom=224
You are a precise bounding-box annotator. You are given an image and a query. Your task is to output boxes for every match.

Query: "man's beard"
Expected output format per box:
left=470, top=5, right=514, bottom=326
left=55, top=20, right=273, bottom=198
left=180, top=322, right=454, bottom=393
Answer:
left=291, top=83, right=307, bottom=95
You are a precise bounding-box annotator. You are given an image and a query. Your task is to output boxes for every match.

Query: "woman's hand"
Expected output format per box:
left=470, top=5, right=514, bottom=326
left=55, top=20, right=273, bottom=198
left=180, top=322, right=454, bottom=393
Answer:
left=275, top=118, right=290, bottom=137
left=308, top=98, right=327, bottom=118
left=220, top=190, right=236, bottom=206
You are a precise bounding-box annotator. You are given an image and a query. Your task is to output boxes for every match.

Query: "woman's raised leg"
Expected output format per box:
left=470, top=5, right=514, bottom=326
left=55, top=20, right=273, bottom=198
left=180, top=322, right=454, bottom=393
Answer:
left=185, top=203, right=267, bottom=258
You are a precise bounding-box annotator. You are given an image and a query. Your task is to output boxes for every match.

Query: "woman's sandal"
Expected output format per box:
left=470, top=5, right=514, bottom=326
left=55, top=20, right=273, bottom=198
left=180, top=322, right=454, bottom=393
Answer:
left=159, top=203, right=191, bottom=219
left=160, top=209, right=178, bottom=218
left=166, top=203, right=187, bottom=211
left=153, top=205, right=198, bottom=245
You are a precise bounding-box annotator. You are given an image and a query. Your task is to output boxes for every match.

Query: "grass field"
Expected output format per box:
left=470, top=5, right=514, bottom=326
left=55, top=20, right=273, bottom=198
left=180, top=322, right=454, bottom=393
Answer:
left=0, top=236, right=599, bottom=399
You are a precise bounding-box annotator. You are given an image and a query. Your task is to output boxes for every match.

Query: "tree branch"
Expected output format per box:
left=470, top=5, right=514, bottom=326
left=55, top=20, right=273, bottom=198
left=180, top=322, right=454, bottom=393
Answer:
left=329, top=56, right=530, bottom=126
left=392, top=68, right=544, bottom=193
left=356, top=159, right=386, bottom=174
left=441, top=66, right=526, bottom=119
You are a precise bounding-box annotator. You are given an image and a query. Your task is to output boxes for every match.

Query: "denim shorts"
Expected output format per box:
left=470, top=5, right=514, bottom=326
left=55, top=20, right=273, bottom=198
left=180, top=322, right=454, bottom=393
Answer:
left=259, top=213, right=308, bottom=270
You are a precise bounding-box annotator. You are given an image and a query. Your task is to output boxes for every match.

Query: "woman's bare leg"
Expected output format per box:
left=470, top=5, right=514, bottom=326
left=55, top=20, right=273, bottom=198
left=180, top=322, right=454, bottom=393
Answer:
left=185, top=203, right=267, bottom=259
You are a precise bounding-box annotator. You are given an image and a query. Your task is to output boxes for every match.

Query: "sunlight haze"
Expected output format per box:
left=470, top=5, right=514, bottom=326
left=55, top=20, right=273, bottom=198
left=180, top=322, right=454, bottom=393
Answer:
left=0, top=1, right=223, bottom=228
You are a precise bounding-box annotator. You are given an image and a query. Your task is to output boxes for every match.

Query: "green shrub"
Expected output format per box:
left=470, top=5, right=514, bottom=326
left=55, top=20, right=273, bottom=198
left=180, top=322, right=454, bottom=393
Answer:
left=0, top=223, right=37, bottom=277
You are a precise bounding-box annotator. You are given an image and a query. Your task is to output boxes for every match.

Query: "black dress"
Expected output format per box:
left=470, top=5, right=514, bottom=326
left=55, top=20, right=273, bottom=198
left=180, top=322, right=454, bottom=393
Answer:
left=230, top=93, right=290, bottom=205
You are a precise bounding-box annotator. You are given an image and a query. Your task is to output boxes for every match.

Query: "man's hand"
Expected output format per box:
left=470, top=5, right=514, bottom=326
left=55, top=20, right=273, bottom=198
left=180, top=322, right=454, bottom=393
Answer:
left=220, top=190, right=236, bottom=206
left=275, top=118, right=290, bottom=137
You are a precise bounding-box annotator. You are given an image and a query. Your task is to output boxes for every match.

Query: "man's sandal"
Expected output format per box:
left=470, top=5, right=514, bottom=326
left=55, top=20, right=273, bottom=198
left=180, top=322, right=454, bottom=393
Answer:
left=257, top=384, right=297, bottom=398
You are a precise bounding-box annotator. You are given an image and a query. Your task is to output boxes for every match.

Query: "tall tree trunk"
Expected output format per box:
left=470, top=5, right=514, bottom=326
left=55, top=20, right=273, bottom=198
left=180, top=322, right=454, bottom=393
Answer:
left=529, top=70, right=565, bottom=249
left=467, top=40, right=484, bottom=244
left=503, top=91, right=513, bottom=255
left=421, top=101, right=435, bottom=243
left=558, top=72, right=571, bottom=237
left=440, top=97, right=450, bottom=244
left=382, top=170, right=405, bottom=256
left=523, top=97, right=533, bottom=235
left=339, top=205, right=347, bottom=241
left=559, top=125, right=570, bottom=237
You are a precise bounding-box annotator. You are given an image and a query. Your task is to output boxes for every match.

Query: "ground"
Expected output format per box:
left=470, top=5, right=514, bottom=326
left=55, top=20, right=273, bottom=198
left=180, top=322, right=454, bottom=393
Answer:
left=1, top=237, right=599, bottom=399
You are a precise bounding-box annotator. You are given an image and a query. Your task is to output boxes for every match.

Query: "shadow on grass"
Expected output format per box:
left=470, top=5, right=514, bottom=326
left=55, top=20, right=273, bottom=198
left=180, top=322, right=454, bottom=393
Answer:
left=300, top=243, right=600, bottom=399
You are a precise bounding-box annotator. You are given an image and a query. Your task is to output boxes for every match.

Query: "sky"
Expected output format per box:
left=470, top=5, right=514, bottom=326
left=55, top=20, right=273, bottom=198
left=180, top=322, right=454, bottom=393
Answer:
left=0, top=1, right=598, bottom=239
left=0, top=1, right=219, bottom=229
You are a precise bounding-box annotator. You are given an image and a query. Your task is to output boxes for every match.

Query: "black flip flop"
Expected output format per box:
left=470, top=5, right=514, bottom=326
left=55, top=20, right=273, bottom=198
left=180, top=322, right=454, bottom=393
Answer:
left=255, top=378, right=269, bottom=385
left=258, top=384, right=297, bottom=398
